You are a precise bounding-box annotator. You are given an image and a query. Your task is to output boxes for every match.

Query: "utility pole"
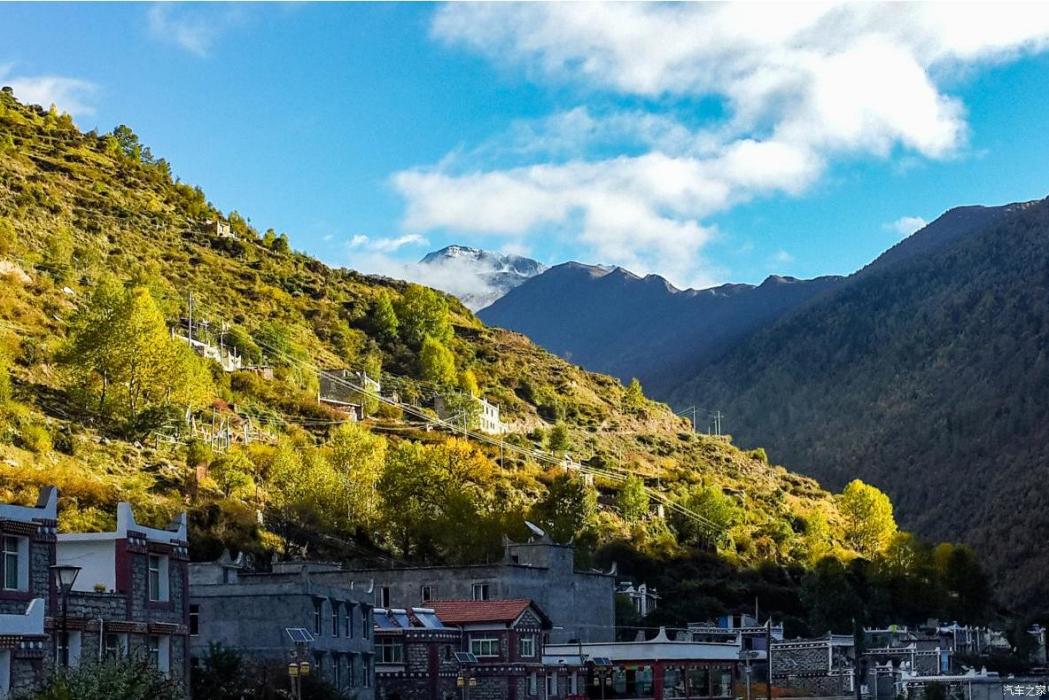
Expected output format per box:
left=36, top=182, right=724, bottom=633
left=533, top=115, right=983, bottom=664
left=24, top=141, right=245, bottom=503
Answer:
left=187, top=291, right=194, bottom=343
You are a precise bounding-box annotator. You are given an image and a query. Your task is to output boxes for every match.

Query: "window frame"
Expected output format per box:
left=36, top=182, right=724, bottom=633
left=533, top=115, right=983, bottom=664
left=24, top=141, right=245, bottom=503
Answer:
left=313, top=600, right=323, bottom=635
left=189, top=604, right=199, bottom=636
left=519, top=634, right=535, bottom=658
left=377, top=636, right=405, bottom=664
left=469, top=635, right=500, bottom=658
left=147, top=554, right=169, bottom=602
left=471, top=582, right=490, bottom=601
left=1, top=537, right=24, bottom=591
left=331, top=601, right=340, bottom=637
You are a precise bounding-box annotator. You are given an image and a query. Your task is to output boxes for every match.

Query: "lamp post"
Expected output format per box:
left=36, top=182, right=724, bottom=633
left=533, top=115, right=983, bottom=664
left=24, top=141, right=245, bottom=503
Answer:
left=50, top=564, right=81, bottom=668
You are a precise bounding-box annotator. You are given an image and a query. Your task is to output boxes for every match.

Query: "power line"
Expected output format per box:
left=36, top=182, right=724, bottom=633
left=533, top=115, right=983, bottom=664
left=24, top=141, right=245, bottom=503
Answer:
left=250, top=336, right=725, bottom=535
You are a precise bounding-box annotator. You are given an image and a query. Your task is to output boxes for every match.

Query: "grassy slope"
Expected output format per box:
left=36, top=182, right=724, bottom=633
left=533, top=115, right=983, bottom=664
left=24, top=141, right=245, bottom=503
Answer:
left=0, top=91, right=850, bottom=574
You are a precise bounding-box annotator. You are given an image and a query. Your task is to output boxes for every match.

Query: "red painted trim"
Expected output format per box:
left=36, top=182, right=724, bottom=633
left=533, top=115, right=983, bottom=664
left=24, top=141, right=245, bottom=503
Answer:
left=114, top=539, right=133, bottom=618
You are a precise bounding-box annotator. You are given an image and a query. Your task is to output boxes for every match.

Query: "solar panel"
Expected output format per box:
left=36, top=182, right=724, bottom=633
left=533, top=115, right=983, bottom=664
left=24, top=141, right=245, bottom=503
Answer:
left=591, top=657, right=612, bottom=667
left=454, top=652, right=478, bottom=664
left=285, top=628, right=315, bottom=644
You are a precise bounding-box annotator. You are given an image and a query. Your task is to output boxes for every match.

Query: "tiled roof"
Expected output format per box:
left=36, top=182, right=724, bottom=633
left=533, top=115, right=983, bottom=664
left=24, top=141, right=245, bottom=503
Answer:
left=429, top=599, right=534, bottom=625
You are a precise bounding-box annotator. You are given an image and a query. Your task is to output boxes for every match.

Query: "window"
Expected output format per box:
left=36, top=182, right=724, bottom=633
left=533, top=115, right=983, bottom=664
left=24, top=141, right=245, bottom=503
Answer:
left=546, top=672, right=558, bottom=697
left=334, top=656, right=341, bottom=688
left=146, top=635, right=168, bottom=671
left=469, top=635, right=500, bottom=658
left=104, top=633, right=127, bottom=659
left=147, top=555, right=169, bottom=602
left=55, top=631, right=81, bottom=668
left=528, top=672, right=538, bottom=696
left=421, top=584, right=433, bottom=603
left=362, top=608, right=371, bottom=639
left=348, top=654, right=358, bottom=687
left=314, top=653, right=324, bottom=677
left=379, top=586, right=391, bottom=608
left=314, top=600, right=323, bottom=635
left=1, top=537, right=23, bottom=591
left=189, top=604, right=199, bottom=636
left=364, top=655, right=373, bottom=687
left=332, top=602, right=340, bottom=637
left=471, top=583, right=490, bottom=601
left=519, top=635, right=535, bottom=658
left=377, top=637, right=404, bottom=664
left=345, top=604, right=353, bottom=638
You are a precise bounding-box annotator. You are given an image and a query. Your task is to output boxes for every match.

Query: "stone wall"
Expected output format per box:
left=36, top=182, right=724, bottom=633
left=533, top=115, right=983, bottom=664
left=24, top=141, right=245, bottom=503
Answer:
left=315, top=549, right=614, bottom=643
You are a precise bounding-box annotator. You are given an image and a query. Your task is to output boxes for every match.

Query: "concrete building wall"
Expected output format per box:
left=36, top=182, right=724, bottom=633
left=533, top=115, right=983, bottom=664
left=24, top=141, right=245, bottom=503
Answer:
left=314, top=540, right=614, bottom=644
left=189, top=568, right=376, bottom=699
left=57, top=539, right=115, bottom=592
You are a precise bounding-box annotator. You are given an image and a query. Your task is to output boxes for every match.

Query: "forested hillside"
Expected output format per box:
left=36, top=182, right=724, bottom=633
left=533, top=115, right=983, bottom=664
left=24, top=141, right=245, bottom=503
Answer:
left=672, top=198, right=1049, bottom=608
left=0, top=89, right=992, bottom=634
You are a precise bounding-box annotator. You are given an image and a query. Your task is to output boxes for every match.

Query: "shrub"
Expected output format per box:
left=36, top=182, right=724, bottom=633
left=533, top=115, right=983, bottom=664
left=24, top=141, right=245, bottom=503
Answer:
left=22, top=656, right=182, bottom=700
left=18, top=422, right=51, bottom=454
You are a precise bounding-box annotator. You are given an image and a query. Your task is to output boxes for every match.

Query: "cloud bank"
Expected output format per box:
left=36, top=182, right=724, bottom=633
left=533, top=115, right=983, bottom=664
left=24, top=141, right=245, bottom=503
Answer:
left=388, top=3, right=1049, bottom=287
left=0, top=65, right=97, bottom=118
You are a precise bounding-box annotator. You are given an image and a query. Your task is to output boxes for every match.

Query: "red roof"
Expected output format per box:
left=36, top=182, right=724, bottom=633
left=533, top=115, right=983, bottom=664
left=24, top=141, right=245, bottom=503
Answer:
left=429, top=599, right=539, bottom=626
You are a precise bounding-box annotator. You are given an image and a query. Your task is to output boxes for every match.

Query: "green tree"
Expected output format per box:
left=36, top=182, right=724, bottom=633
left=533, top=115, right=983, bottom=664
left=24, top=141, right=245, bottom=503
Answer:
left=419, top=336, right=456, bottom=386
left=459, top=368, right=479, bottom=397
left=28, top=656, right=182, bottom=700
left=43, top=225, right=74, bottom=282
left=617, top=475, right=650, bottom=522
left=839, top=479, right=897, bottom=558
left=546, top=422, right=571, bottom=454
left=210, top=452, right=256, bottom=499
left=394, top=284, right=452, bottom=347
left=672, top=486, right=742, bottom=548
left=800, top=557, right=865, bottom=634
left=324, top=422, right=387, bottom=528
left=63, top=283, right=213, bottom=432
left=529, top=473, right=597, bottom=543
left=370, top=290, right=400, bottom=342
left=225, top=325, right=262, bottom=365
left=623, top=378, right=646, bottom=413
left=438, top=390, right=481, bottom=431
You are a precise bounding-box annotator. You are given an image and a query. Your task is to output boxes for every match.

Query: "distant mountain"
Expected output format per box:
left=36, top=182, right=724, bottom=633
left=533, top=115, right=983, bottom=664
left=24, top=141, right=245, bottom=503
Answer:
left=479, top=262, right=843, bottom=396
left=669, top=198, right=1049, bottom=606
left=419, top=245, right=546, bottom=310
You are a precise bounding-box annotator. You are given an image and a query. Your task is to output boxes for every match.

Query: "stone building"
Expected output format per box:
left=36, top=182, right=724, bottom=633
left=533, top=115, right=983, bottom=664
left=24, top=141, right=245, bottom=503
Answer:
left=771, top=634, right=857, bottom=696
left=307, top=529, right=616, bottom=644
left=189, top=556, right=376, bottom=698
left=374, top=607, right=460, bottom=700
left=433, top=394, right=506, bottom=434
left=0, top=487, right=56, bottom=696
left=54, top=500, right=191, bottom=689
left=430, top=599, right=550, bottom=700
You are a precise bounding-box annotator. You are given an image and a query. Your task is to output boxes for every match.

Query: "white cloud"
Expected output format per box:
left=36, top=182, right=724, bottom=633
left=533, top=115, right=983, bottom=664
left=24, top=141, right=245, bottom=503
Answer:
left=347, top=233, right=429, bottom=254
left=386, top=3, right=1049, bottom=286
left=886, top=216, right=928, bottom=238
left=147, top=4, right=245, bottom=57
left=769, top=250, right=795, bottom=267
left=0, top=65, right=97, bottom=117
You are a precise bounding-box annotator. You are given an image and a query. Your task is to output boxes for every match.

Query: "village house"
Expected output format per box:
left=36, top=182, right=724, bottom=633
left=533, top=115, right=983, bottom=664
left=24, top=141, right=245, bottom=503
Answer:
left=430, top=599, right=550, bottom=700
left=544, top=626, right=742, bottom=700
left=434, top=394, right=507, bottom=434
left=307, top=527, right=616, bottom=645
left=53, top=500, right=191, bottom=689
left=188, top=556, right=375, bottom=698
left=202, top=219, right=234, bottom=239
left=0, top=487, right=56, bottom=697
left=172, top=326, right=244, bottom=373
left=373, top=606, right=460, bottom=700
left=617, top=581, right=659, bottom=617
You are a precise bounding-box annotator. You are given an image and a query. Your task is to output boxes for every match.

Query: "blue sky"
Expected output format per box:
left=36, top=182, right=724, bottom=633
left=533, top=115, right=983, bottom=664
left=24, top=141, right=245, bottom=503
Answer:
left=4, top=3, right=1049, bottom=296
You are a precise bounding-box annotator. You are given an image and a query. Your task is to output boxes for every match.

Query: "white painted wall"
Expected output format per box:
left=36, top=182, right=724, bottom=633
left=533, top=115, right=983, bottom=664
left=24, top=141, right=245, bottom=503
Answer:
left=56, top=540, right=115, bottom=592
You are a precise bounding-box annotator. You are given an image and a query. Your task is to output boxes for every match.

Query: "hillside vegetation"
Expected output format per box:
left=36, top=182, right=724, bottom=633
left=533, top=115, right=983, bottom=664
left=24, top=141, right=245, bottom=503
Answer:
left=672, top=198, right=1049, bottom=609
left=0, top=89, right=990, bottom=634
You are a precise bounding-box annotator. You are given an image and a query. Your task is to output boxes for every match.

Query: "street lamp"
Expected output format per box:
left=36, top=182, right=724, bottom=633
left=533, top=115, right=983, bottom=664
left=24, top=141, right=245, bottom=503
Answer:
left=50, top=565, right=81, bottom=668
